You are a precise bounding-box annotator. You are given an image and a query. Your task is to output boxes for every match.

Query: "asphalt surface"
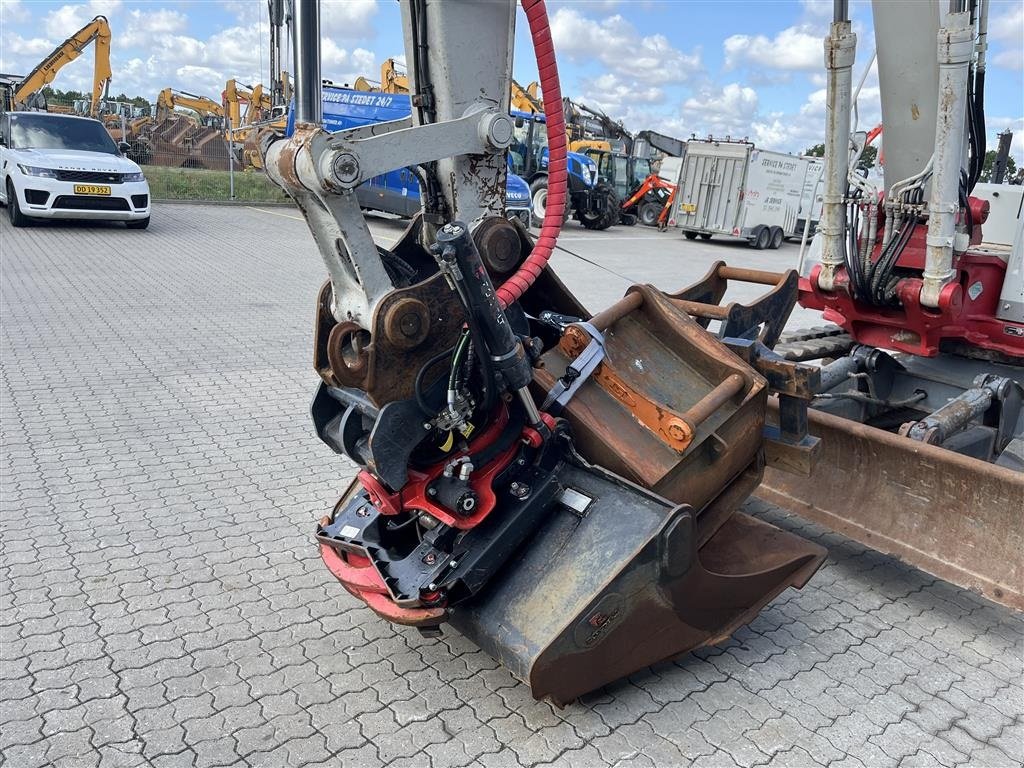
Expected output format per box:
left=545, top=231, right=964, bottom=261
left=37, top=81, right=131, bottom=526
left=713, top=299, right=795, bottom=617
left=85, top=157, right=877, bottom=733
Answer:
left=1, top=204, right=1022, bottom=768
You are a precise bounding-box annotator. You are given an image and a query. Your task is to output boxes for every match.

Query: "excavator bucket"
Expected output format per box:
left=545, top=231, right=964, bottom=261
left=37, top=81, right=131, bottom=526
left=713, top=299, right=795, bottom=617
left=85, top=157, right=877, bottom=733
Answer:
left=451, top=463, right=823, bottom=705
left=446, top=274, right=823, bottom=703
left=319, top=260, right=828, bottom=704
left=757, top=403, right=1024, bottom=610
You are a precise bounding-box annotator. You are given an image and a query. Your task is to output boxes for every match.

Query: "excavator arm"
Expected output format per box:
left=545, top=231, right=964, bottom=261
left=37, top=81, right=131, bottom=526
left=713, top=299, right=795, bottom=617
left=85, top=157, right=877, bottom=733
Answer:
left=11, top=15, right=112, bottom=116
left=634, top=129, right=686, bottom=158
left=156, top=88, right=224, bottom=122
left=511, top=78, right=543, bottom=114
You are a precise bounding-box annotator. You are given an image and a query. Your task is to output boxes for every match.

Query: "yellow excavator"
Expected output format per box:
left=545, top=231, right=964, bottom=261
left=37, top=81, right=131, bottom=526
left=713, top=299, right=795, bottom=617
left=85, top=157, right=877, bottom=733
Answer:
left=352, top=59, right=409, bottom=94
left=223, top=79, right=271, bottom=131
left=155, top=88, right=224, bottom=126
left=1, top=15, right=112, bottom=116
left=510, top=78, right=542, bottom=114
left=223, top=80, right=286, bottom=169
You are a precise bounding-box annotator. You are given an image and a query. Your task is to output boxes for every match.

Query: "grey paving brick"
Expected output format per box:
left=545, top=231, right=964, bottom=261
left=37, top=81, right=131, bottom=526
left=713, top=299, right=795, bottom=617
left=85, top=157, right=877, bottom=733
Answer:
left=2, top=206, right=1021, bottom=768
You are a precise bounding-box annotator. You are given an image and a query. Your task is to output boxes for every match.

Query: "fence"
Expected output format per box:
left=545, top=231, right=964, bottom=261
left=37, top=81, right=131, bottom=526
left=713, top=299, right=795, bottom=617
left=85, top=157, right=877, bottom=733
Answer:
left=31, top=96, right=291, bottom=204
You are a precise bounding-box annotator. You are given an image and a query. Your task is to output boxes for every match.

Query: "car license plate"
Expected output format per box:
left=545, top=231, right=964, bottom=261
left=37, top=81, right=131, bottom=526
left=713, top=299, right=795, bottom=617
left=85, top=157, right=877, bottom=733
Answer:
left=681, top=203, right=697, bottom=213
left=74, top=184, right=111, bottom=196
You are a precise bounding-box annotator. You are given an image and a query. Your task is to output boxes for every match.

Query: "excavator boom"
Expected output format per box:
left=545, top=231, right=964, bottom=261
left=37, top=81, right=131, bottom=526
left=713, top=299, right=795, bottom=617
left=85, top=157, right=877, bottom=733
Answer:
left=10, top=15, right=112, bottom=116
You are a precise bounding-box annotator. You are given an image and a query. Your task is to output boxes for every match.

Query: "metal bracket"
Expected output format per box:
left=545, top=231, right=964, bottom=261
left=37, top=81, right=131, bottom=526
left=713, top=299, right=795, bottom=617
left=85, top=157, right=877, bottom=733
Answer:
left=723, top=338, right=822, bottom=476
left=541, top=322, right=605, bottom=414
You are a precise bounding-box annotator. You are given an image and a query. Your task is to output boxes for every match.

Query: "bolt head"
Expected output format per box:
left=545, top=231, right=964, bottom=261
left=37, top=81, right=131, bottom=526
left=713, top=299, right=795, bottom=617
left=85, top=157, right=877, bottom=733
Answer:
left=332, top=152, right=360, bottom=185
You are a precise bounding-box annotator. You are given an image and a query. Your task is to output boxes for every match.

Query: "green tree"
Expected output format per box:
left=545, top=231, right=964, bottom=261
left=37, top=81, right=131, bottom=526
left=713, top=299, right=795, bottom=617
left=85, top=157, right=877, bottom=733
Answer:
left=803, top=142, right=876, bottom=170
left=980, top=149, right=1018, bottom=183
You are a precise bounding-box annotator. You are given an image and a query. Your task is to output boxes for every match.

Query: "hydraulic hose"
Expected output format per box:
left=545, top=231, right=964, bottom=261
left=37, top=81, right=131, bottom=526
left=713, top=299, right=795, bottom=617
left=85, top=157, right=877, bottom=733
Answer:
left=496, top=0, right=567, bottom=308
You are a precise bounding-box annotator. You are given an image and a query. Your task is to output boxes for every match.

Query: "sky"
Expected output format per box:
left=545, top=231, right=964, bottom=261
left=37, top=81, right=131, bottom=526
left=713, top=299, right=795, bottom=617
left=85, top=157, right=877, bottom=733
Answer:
left=0, top=0, right=1022, bottom=163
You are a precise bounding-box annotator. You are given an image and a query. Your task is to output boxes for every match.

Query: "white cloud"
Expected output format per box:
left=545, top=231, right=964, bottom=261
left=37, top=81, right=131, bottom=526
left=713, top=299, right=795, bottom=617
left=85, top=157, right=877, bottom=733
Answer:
left=320, top=39, right=377, bottom=84
left=681, top=83, right=760, bottom=139
left=989, top=3, right=1024, bottom=70
left=321, top=0, right=378, bottom=40
left=4, top=34, right=55, bottom=57
left=120, top=8, right=188, bottom=48
left=550, top=8, right=701, bottom=86
left=724, top=25, right=822, bottom=72
left=0, top=0, right=31, bottom=23
left=578, top=72, right=663, bottom=114
left=43, top=0, right=122, bottom=39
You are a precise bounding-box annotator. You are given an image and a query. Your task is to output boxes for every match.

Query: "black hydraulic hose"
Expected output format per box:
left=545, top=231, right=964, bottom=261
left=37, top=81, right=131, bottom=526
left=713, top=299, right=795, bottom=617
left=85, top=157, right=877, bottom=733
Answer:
left=969, top=69, right=986, bottom=192
left=414, top=344, right=456, bottom=417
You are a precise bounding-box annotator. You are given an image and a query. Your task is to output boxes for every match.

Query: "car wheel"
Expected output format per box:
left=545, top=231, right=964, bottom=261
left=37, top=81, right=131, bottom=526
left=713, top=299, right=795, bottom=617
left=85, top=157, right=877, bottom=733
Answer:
left=639, top=202, right=660, bottom=227
left=7, top=182, right=30, bottom=227
left=126, top=216, right=150, bottom=230
left=769, top=226, right=784, bottom=249
left=752, top=226, right=770, bottom=249
left=699, top=233, right=712, bottom=241
left=684, top=231, right=698, bottom=240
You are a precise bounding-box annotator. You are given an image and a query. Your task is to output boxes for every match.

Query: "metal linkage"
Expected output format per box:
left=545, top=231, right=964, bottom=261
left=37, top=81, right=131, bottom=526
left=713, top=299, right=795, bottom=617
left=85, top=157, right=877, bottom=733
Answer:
left=899, top=374, right=1023, bottom=452
left=262, top=0, right=516, bottom=327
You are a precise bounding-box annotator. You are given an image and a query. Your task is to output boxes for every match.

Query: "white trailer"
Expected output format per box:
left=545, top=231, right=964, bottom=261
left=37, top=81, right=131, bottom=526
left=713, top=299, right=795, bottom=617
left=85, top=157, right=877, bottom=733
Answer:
left=668, top=139, right=819, bottom=249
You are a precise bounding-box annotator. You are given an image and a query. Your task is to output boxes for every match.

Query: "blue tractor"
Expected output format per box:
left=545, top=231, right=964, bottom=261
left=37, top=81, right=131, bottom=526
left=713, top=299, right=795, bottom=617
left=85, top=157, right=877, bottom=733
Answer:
left=508, top=109, right=618, bottom=230
left=285, top=85, right=532, bottom=227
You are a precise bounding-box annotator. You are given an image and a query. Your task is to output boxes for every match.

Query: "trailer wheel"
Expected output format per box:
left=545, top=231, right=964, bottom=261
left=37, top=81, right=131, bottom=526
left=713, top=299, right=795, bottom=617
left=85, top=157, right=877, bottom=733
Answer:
left=769, top=226, right=784, bottom=249
left=699, top=233, right=712, bottom=241
left=684, top=231, right=698, bottom=240
left=752, top=226, right=770, bottom=250
left=639, top=202, right=660, bottom=227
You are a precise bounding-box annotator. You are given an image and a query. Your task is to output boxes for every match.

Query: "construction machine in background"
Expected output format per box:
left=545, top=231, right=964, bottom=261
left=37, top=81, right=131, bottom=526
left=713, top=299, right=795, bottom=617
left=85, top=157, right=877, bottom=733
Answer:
left=506, top=81, right=616, bottom=229
left=353, top=59, right=410, bottom=94
left=760, top=0, right=1023, bottom=609
left=262, top=0, right=829, bottom=706
left=511, top=79, right=542, bottom=114
left=132, top=88, right=232, bottom=170
left=0, top=15, right=111, bottom=115
left=224, top=80, right=271, bottom=129
left=155, top=88, right=224, bottom=125
left=621, top=129, right=687, bottom=227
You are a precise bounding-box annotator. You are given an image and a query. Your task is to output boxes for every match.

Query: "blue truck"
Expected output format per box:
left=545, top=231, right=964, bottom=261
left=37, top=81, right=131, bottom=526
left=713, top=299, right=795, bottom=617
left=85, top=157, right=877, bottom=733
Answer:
left=286, top=86, right=532, bottom=226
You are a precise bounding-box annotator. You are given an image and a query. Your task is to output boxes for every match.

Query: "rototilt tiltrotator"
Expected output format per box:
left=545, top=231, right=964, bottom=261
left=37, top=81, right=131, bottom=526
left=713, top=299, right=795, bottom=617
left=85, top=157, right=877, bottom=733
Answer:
left=262, top=0, right=825, bottom=705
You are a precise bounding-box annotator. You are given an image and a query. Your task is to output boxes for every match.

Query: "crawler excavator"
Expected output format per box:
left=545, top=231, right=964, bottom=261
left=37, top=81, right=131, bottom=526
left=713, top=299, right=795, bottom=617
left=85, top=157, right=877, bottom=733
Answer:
left=262, top=0, right=829, bottom=705
left=760, top=0, right=1023, bottom=609
left=0, top=15, right=111, bottom=116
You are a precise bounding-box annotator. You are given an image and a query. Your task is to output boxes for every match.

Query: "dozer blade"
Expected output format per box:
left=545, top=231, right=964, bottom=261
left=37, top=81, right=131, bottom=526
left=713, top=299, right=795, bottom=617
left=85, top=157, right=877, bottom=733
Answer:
left=450, top=461, right=824, bottom=706
left=757, top=402, right=1024, bottom=610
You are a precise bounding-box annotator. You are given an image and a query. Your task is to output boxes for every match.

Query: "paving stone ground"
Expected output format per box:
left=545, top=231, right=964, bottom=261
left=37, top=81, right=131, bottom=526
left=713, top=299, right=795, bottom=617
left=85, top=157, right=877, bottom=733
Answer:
left=2, top=204, right=1022, bottom=768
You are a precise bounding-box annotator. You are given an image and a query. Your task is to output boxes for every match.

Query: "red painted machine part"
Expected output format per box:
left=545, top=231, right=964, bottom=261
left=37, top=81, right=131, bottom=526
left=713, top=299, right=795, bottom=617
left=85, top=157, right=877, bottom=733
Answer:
left=801, top=251, right=1022, bottom=358
left=356, top=406, right=554, bottom=531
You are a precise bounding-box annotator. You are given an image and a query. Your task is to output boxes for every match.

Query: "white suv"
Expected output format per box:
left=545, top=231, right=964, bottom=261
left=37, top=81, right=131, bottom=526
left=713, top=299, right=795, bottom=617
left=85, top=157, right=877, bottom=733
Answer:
left=1, top=111, right=151, bottom=229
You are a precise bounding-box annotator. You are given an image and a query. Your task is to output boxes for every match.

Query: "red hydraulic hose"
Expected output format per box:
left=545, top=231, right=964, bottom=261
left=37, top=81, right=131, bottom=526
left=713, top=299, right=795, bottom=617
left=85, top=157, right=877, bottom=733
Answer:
left=496, top=0, right=567, bottom=308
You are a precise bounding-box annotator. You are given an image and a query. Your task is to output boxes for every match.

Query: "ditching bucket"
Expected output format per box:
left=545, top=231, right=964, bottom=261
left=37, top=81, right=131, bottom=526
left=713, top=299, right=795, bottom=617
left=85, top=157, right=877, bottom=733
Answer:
left=451, top=281, right=825, bottom=704
left=450, top=461, right=824, bottom=705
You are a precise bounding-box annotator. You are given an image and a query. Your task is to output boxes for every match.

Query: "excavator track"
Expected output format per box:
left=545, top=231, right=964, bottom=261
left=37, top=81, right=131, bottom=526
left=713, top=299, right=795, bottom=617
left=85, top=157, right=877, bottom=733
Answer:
left=774, top=324, right=857, bottom=362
